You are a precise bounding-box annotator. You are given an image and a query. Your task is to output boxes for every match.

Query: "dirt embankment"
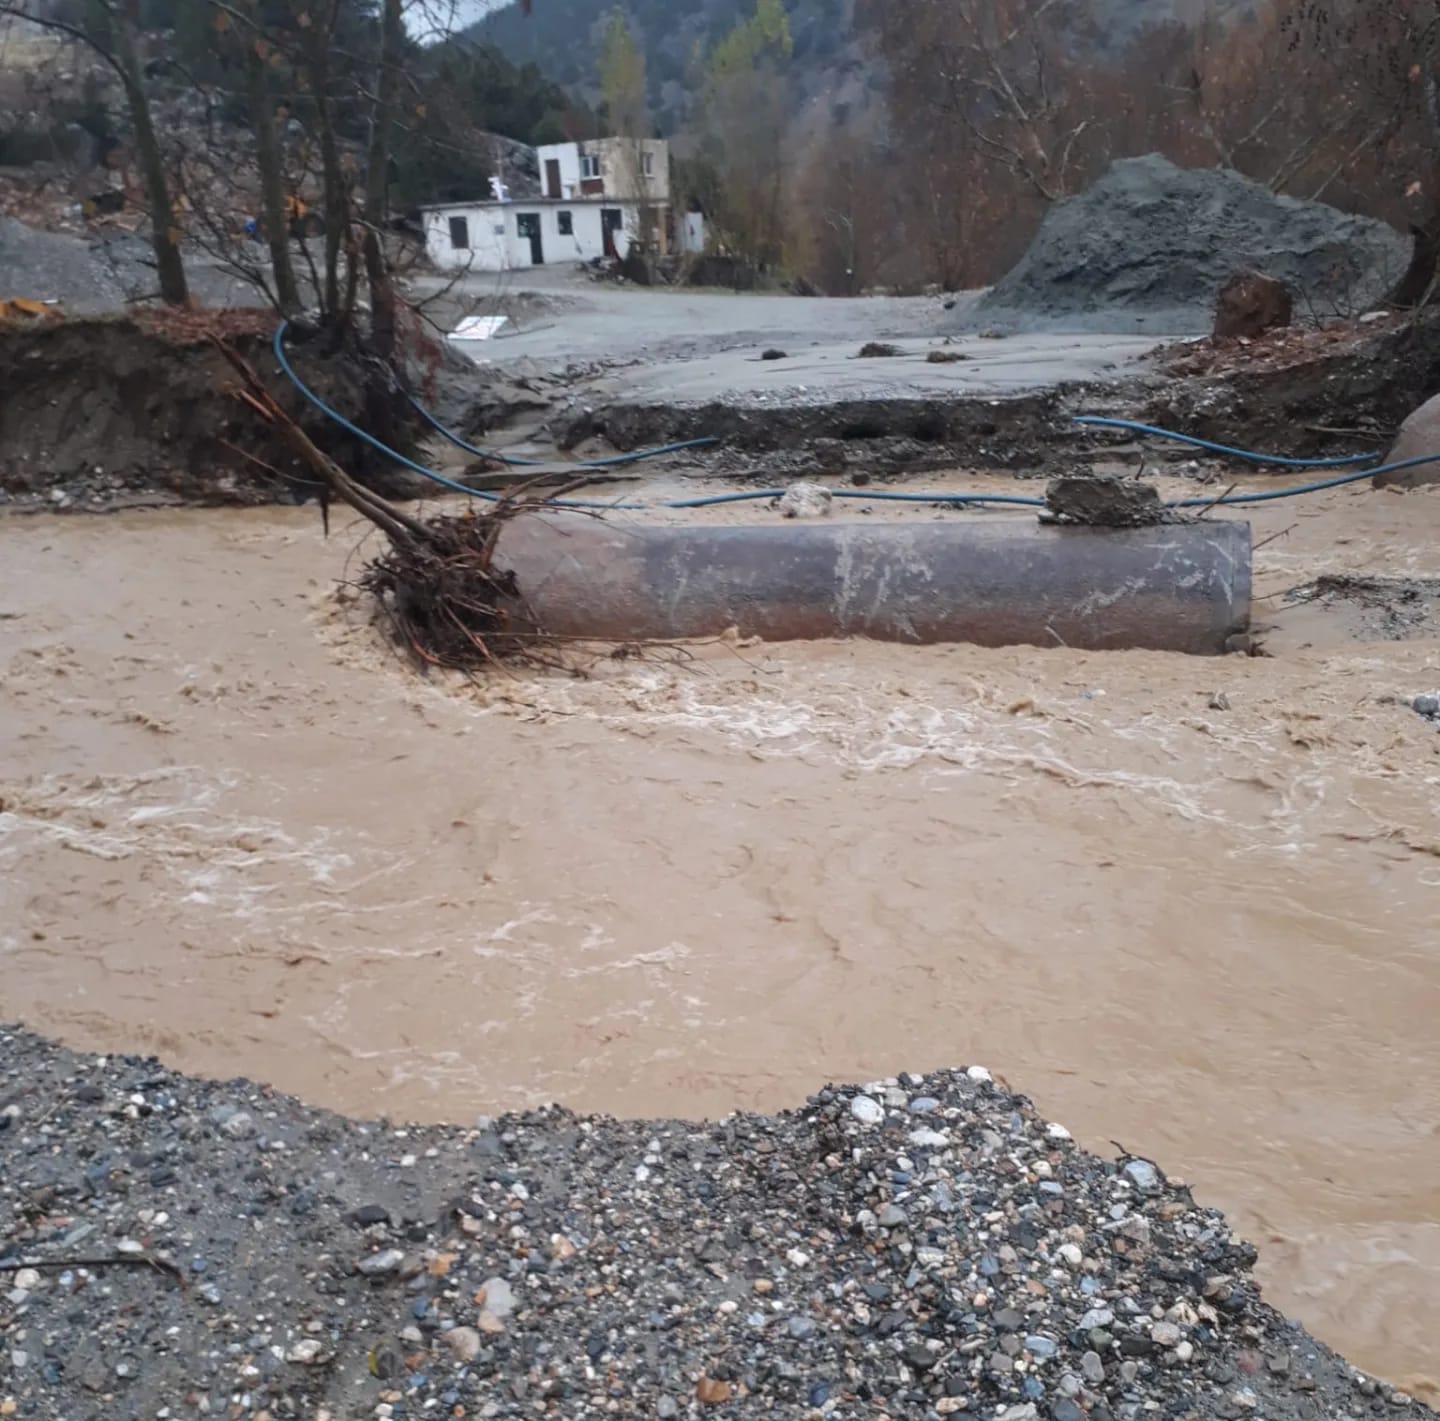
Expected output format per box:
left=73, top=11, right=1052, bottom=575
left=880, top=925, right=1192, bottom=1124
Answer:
left=0, top=315, right=425, bottom=510
left=1143, top=312, right=1440, bottom=457
left=561, top=389, right=1097, bottom=478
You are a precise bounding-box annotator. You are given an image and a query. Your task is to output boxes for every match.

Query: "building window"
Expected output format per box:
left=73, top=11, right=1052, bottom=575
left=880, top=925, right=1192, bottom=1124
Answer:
left=641, top=151, right=654, bottom=178
left=580, top=154, right=601, bottom=179
left=557, top=210, right=574, bottom=236
left=448, top=215, right=469, bottom=250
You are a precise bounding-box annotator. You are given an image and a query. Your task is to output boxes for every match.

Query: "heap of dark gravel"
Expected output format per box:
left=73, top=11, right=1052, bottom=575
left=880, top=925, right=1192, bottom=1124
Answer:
left=0, top=1025, right=1430, bottom=1421
left=976, top=155, right=1406, bottom=335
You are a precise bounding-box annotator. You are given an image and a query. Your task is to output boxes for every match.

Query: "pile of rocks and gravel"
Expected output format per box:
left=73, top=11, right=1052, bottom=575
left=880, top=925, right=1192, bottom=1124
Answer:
left=0, top=216, right=259, bottom=314
left=975, top=155, right=1407, bottom=335
left=0, top=1025, right=1428, bottom=1421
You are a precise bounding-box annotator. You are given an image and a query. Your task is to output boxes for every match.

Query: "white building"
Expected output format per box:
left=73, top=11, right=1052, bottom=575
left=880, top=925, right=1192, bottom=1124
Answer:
left=423, top=197, right=635, bottom=271
left=536, top=137, right=670, bottom=205
left=422, top=137, right=676, bottom=272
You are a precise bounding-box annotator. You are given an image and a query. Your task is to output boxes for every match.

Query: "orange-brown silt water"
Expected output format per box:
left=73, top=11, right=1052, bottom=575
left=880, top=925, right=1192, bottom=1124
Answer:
left=2, top=481, right=1439, bottom=1394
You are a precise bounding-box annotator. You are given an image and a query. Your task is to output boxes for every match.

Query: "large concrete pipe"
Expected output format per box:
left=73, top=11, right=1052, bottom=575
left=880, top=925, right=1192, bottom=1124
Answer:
left=493, top=515, right=1251, bottom=654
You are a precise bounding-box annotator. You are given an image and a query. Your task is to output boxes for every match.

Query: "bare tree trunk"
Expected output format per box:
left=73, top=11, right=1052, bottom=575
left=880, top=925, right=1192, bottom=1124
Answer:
left=315, top=97, right=345, bottom=317
left=0, top=0, right=189, bottom=305
left=298, top=0, right=347, bottom=321
left=111, top=4, right=187, bottom=305
left=247, top=44, right=301, bottom=314
left=1389, top=226, right=1439, bottom=308
left=362, top=0, right=403, bottom=360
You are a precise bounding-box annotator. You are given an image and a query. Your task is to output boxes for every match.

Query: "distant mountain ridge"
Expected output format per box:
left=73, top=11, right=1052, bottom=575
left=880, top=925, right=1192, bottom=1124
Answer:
left=466, top=0, right=863, bottom=128
left=465, top=0, right=1207, bottom=131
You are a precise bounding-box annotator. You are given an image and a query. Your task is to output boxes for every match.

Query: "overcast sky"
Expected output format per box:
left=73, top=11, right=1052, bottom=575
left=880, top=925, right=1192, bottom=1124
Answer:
left=406, top=0, right=512, bottom=40
left=450, top=0, right=509, bottom=24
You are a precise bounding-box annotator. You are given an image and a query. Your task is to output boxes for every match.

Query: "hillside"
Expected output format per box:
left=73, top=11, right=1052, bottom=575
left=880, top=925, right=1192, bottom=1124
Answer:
left=467, top=0, right=866, bottom=128
left=467, top=0, right=1205, bottom=128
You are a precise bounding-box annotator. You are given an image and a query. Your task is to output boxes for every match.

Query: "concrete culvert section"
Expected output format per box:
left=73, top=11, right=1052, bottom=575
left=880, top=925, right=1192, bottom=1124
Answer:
left=493, top=514, right=1252, bottom=654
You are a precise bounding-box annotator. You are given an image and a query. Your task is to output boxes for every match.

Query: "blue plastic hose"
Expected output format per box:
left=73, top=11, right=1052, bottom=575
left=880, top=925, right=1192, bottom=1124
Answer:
left=1074, top=415, right=1379, bottom=467
left=405, top=392, right=544, bottom=466
left=404, top=388, right=721, bottom=470
left=274, top=324, right=645, bottom=510
left=1168, top=453, right=1440, bottom=506
left=272, top=323, right=1045, bottom=511
left=274, top=324, right=1440, bottom=513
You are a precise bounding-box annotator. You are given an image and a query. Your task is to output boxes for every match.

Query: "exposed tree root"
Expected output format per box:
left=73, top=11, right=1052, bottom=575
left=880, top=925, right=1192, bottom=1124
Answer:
left=215, top=337, right=572, bottom=672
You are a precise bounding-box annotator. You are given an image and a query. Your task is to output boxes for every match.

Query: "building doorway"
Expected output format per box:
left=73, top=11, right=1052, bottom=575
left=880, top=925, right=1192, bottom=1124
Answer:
left=544, top=159, right=562, bottom=199
left=516, top=212, right=543, bottom=265
left=601, top=207, right=624, bottom=259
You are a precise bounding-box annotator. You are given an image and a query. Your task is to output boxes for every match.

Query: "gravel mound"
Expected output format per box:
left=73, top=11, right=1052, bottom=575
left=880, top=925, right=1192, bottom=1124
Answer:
left=0, top=217, right=135, bottom=311
left=2, top=1027, right=1428, bottom=1421
left=976, top=155, right=1408, bottom=335
left=0, top=217, right=263, bottom=313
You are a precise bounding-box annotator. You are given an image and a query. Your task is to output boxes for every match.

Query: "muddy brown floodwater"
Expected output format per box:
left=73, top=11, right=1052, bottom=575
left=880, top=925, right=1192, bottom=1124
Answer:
left=3, top=481, right=1440, bottom=1395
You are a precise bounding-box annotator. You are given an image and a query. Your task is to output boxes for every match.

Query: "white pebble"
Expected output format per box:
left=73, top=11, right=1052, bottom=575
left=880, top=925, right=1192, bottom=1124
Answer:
left=908, top=1128, right=949, bottom=1149
left=849, top=1095, right=884, bottom=1126
left=1058, top=1244, right=1083, bottom=1269
left=786, top=1249, right=809, bottom=1267
left=1046, top=1122, right=1072, bottom=1141
left=966, top=1066, right=993, bottom=1082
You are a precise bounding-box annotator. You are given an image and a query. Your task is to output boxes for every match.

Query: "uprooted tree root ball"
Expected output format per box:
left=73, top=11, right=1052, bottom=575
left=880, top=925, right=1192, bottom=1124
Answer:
left=216, top=336, right=583, bottom=673
left=360, top=507, right=548, bottom=671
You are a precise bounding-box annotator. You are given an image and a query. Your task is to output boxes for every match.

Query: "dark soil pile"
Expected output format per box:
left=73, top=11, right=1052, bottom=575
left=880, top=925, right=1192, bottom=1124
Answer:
left=977, top=155, right=1406, bottom=335
left=0, top=315, right=425, bottom=510
left=1044, top=474, right=1181, bottom=526
left=2, top=1025, right=1431, bottom=1421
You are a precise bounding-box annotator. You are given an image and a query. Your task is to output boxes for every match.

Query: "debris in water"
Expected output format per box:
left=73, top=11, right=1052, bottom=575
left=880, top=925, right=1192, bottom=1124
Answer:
left=856, top=341, right=903, bottom=358
left=1285, top=575, right=1440, bottom=642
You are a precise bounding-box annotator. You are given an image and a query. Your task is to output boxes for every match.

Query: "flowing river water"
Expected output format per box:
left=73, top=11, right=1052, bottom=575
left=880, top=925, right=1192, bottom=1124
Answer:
left=2, top=482, right=1439, bottom=1393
